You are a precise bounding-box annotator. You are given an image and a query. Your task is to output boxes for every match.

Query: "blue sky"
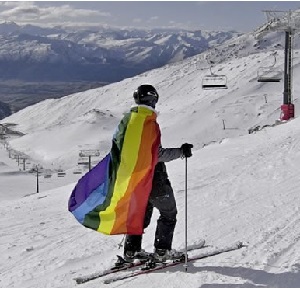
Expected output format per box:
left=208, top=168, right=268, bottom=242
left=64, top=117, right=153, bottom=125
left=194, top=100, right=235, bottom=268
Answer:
left=0, top=1, right=300, bottom=32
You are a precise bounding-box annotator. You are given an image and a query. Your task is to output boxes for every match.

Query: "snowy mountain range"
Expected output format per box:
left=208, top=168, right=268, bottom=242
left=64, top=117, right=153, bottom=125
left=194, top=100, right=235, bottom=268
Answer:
left=2, top=18, right=300, bottom=287
left=0, top=21, right=240, bottom=82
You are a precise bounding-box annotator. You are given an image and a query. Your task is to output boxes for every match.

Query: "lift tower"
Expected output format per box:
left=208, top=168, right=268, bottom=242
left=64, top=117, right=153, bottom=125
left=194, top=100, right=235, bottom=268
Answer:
left=257, top=10, right=300, bottom=121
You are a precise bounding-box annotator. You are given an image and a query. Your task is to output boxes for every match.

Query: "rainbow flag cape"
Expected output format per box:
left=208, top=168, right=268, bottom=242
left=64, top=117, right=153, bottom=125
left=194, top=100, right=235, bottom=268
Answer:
left=68, top=106, right=161, bottom=235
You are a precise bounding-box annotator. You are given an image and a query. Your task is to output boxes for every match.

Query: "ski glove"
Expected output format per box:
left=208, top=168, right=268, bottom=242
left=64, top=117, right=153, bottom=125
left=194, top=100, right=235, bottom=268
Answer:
left=181, top=143, right=193, bottom=158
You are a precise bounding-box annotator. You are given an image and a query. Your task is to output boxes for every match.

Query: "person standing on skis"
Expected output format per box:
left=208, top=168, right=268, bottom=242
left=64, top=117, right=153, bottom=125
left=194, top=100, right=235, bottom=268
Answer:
left=123, top=84, right=193, bottom=262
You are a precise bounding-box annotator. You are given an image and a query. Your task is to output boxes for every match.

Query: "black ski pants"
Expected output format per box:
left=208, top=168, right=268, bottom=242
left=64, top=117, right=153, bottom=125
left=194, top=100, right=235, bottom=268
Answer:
left=124, top=181, right=177, bottom=254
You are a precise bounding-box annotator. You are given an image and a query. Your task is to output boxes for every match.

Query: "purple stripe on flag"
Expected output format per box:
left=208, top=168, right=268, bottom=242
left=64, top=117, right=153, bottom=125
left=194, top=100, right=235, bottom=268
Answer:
left=68, top=153, right=110, bottom=212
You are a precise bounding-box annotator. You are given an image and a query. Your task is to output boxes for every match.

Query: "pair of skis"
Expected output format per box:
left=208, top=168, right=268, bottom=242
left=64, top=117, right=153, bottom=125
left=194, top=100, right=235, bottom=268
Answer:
left=74, top=240, right=244, bottom=285
left=74, top=240, right=206, bottom=284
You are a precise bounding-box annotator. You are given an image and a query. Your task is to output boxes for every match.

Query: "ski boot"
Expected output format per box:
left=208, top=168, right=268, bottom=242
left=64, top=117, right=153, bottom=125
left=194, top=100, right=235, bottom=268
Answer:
left=154, top=248, right=186, bottom=263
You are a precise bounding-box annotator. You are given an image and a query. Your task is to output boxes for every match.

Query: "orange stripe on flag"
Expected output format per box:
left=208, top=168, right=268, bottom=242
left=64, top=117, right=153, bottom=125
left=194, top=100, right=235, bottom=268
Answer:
left=111, top=114, right=160, bottom=234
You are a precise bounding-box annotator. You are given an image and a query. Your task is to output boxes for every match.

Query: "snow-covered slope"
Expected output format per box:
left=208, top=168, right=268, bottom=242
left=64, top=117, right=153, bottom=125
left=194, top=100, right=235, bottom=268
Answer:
left=1, top=25, right=300, bottom=287
left=1, top=113, right=300, bottom=287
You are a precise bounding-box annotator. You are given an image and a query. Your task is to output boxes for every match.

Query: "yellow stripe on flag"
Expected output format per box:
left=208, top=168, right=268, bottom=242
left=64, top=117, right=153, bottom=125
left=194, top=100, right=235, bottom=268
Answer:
left=98, top=107, right=153, bottom=234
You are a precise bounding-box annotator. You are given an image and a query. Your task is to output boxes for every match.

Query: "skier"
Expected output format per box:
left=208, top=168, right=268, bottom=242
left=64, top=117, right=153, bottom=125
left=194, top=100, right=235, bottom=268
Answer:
left=123, top=84, right=193, bottom=262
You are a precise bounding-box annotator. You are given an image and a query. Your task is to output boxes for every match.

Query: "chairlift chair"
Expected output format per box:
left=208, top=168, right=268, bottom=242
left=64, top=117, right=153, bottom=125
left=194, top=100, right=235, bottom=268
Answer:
left=73, top=167, right=83, bottom=174
left=78, top=156, right=89, bottom=165
left=57, top=168, right=66, bottom=177
left=202, top=74, right=228, bottom=89
left=202, top=60, right=228, bottom=90
left=257, top=69, right=281, bottom=82
left=257, top=52, right=282, bottom=83
left=44, top=169, right=52, bottom=178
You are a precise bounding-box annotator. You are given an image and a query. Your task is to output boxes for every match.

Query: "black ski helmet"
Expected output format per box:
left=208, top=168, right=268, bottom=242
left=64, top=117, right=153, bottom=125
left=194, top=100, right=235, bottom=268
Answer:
left=133, top=84, right=159, bottom=108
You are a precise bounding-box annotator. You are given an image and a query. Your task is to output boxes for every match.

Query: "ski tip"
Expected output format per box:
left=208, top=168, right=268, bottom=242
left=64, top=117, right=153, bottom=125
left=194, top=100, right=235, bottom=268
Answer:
left=74, top=278, right=84, bottom=285
left=116, top=255, right=126, bottom=262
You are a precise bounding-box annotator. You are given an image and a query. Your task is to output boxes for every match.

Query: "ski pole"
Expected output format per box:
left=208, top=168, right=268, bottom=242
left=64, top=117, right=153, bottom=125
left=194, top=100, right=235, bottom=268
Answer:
left=183, top=156, right=188, bottom=272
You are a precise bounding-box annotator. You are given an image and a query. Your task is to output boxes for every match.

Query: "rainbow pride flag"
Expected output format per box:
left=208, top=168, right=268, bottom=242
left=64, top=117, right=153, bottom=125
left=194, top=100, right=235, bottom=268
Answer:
left=68, top=106, right=161, bottom=235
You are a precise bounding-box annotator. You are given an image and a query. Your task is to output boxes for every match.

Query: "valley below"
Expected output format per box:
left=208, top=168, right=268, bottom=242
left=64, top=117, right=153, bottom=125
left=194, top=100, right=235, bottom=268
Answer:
left=0, top=80, right=108, bottom=114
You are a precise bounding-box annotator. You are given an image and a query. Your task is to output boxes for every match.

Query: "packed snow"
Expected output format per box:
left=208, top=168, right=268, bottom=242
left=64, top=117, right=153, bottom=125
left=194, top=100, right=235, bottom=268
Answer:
left=1, top=28, right=300, bottom=288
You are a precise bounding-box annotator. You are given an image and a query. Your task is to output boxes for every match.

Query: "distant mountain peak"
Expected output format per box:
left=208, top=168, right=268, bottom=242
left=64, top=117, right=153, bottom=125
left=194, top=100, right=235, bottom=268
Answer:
left=0, top=24, right=240, bottom=83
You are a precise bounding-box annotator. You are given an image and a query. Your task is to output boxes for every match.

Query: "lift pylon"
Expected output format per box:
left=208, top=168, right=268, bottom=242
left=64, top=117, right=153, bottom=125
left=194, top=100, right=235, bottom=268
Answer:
left=257, top=9, right=300, bottom=120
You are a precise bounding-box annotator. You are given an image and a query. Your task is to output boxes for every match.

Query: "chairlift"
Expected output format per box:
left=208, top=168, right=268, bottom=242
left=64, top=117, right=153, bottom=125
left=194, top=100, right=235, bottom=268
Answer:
left=57, top=168, right=66, bottom=177
left=202, top=74, right=228, bottom=89
left=78, top=156, right=89, bottom=165
left=257, top=69, right=281, bottom=82
left=73, top=167, right=83, bottom=174
left=257, top=52, right=282, bottom=83
left=202, top=58, right=228, bottom=90
left=44, top=169, right=52, bottom=178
